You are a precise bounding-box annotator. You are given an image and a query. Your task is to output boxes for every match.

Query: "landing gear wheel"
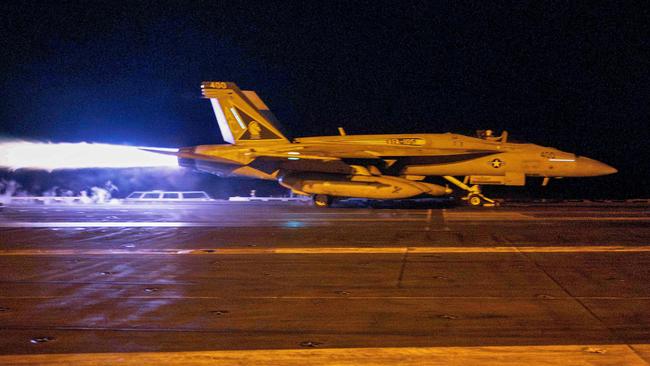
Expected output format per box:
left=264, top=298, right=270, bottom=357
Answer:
left=442, top=177, right=498, bottom=207
left=468, top=194, right=483, bottom=206
left=313, top=194, right=331, bottom=207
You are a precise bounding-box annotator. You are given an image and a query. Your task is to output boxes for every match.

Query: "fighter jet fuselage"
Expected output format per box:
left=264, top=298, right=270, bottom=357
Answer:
left=166, top=82, right=617, bottom=206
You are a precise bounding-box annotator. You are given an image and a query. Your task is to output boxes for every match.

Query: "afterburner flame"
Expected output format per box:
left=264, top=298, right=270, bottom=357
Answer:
left=0, top=141, right=178, bottom=170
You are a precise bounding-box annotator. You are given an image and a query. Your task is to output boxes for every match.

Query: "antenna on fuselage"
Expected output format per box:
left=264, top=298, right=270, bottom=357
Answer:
left=338, top=127, right=347, bottom=136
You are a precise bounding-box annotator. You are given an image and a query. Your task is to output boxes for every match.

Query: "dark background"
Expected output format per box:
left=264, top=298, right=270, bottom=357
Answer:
left=1, top=1, right=648, bottom=198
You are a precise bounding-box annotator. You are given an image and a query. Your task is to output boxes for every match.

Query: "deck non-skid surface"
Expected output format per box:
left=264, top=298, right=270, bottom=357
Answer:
left=1, top=202, right=649, bottom=365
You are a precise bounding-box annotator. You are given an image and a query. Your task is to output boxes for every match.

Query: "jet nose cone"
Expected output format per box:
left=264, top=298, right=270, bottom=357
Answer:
left=601, top=164, right=618, bottom=175
left=576, top=157, right=617, bottom=176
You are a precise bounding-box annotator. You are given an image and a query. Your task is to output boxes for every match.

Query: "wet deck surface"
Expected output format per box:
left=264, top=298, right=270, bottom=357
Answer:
left=1, top=202, right=649, bottom=364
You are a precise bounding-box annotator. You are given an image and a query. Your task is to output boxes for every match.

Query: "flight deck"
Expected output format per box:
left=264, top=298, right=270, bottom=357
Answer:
left=0, top=201, right=649, bottom=365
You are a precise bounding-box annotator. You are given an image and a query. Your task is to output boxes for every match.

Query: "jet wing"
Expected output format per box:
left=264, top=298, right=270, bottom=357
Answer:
left=143, top=144, right=500, bottom=163
left=249, top=144, right=500, bottom=161
left=142, top=146, right=382, bottom=162
left=143, top=145, right=503, bottom=176
left=245, top=147, right=382, bottom=161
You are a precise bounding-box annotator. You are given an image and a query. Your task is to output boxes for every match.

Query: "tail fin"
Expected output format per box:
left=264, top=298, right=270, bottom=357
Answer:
left=201, top=81, right=288, bottom=144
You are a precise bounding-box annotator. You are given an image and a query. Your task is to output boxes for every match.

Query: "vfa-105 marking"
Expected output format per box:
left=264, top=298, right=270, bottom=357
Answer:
left=150, top=82, right=617, bottom=207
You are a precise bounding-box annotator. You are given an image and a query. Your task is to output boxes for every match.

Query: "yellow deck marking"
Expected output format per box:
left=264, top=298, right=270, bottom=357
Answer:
left=1, top=245, right=650, bottom=256
left=443, top=211, right=650, bottom=221
left=540, top=217, right=650, bottom=221
left=0, top=344, right=647, bottom=365
left=443, top=212, right=533, bottom=221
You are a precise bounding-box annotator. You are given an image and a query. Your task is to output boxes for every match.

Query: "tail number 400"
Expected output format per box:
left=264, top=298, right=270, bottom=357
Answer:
left=205, top=82, right=228, bottom=89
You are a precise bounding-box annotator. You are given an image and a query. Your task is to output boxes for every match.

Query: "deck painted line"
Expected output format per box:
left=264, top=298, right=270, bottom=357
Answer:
left=0, top=344, right=647, bottom=366
left=442, top=212, right=650, bottom=221
left=2, top=215, right=649, bottom=228
left=536, top=217, right=650, bottom=221
left=1, top=245, right=650, bottom=256
left=0, top=222, right=199, bottom=228
left=0, top=218, right=428, bottom=228
left=3, top=294, right=650, bottom=300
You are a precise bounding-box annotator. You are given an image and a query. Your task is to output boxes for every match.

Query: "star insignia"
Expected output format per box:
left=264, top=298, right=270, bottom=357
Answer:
left=491, top=159, right=504, bottom=168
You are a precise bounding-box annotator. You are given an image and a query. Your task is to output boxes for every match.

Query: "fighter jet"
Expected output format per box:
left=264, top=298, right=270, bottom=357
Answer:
left=162, top=81, right=617, bottom=207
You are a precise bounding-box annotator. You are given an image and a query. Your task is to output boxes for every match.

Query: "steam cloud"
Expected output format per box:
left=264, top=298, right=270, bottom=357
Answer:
left=0, top=139, right=285, bottom=199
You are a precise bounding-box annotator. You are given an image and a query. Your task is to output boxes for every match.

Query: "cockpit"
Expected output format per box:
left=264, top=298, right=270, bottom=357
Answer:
left=476, top=130, right=508, bottom=143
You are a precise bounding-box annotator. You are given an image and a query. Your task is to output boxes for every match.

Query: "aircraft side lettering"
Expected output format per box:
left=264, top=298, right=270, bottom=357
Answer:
left=385, top=138, right=425, bottom=146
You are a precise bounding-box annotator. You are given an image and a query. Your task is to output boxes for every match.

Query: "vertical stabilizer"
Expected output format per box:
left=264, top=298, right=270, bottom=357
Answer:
left=201, top=81, right=288, bottom=144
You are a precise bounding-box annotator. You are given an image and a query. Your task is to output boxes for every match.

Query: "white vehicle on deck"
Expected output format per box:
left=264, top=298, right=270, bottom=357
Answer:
left=125, top=190, right=214, bottom=202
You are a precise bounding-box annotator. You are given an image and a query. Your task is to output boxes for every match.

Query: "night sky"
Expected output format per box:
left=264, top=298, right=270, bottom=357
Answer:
left=1, top=1, right=648, bottom=198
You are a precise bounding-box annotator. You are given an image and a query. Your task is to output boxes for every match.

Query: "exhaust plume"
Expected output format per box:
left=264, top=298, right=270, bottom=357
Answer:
left=0, top=140, right=178, bottom=170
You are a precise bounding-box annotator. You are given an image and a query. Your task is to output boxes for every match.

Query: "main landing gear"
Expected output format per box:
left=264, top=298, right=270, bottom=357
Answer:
left=312, top=194, right=332, bottom=207
left=443, top=176, right=497, bottom=207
